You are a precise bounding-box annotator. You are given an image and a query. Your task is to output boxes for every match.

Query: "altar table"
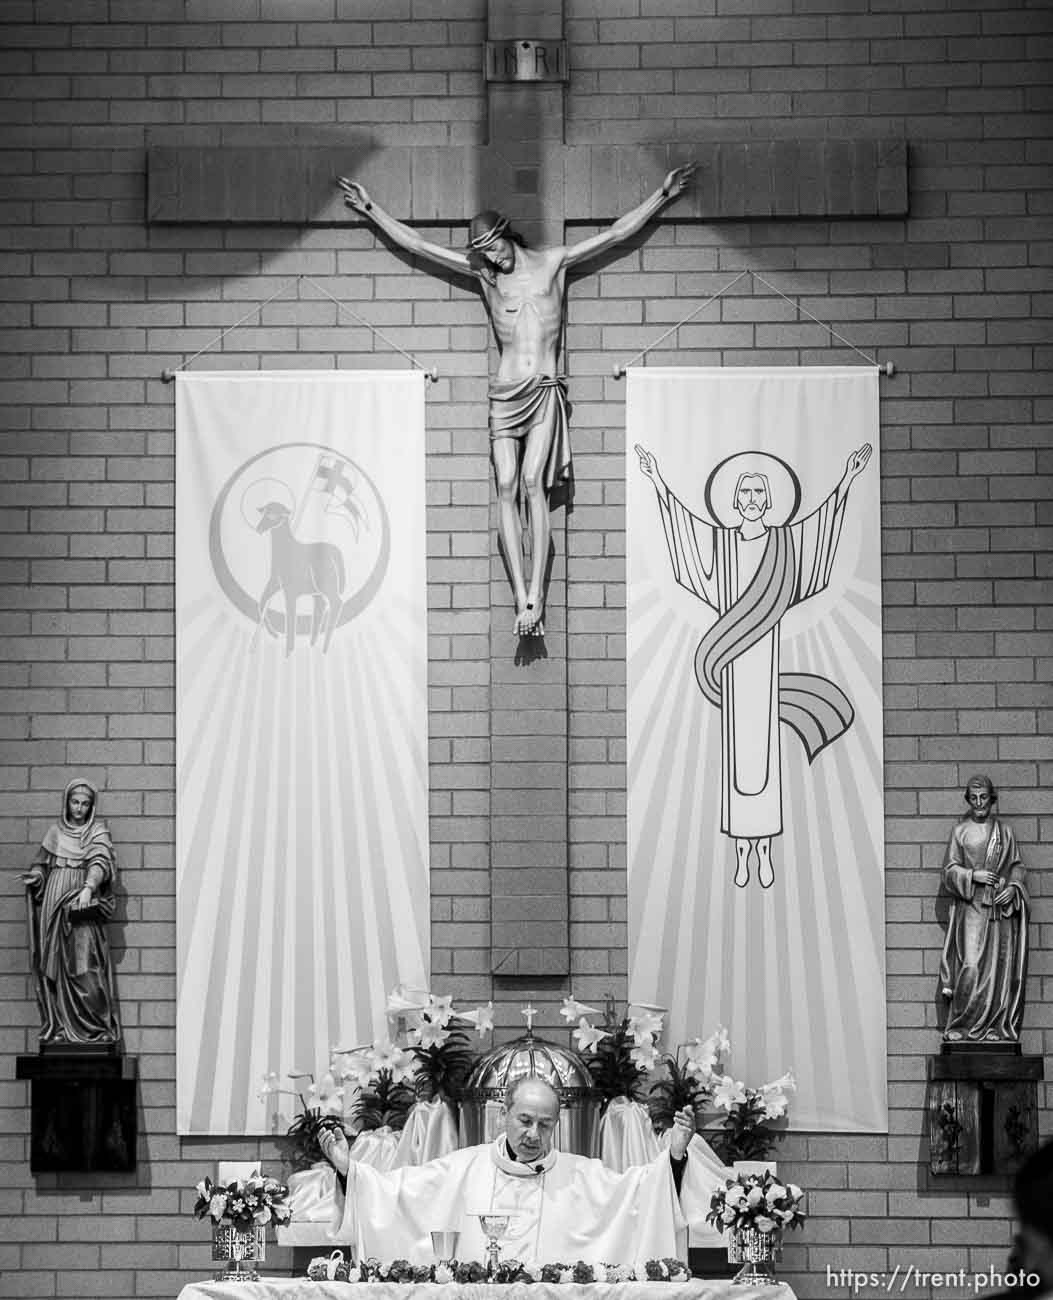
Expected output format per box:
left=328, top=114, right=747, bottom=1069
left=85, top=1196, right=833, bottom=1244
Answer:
left=175, top=1280, right=794, bottom=1300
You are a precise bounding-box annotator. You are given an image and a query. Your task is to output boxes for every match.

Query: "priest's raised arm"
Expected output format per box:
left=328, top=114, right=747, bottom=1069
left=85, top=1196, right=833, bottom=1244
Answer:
left=317, top=1077, right=726, bottom=1268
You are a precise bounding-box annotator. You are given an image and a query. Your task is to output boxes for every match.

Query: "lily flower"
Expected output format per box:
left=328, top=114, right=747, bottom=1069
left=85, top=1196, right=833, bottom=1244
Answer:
left=338, top=1051, right=377, bottom=1088
left=386, top=985, right=431, bottom=1015
left=683, top=1026, right=728, bottom=1079
left=629, top=1039, right=658, bottom=1071
left=257, top=1071, right=280, bottom=1102
left=368, top=1037, right=416, bottom=1085
left=410, top=1017, right=451, bottom=1050
left=426, top=993, right=454, bottom=1027
left=760, top=1069, right=796, bottom=1119
left=711, top=1074, right=747, bottom=1111
left=307, top=1071, right=345, bottom=1116
left=573, top=1017, right=611, bottom=1054
left=456, top=1001, right=495, bottom=1037
left=559, top=996, right=602, bottom=1023
left=627, top=1009, right=663, bottom=1044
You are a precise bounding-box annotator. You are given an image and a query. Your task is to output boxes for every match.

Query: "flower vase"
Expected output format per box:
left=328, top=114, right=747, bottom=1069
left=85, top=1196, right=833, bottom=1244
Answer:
left=212, top=1223, right=265, bottom=1281
left=727, top=1226, right=781, bottom=1286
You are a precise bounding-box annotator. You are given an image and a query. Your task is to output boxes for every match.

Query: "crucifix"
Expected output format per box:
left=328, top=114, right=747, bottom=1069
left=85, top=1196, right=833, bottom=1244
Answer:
left=147, top=0, right=906, bottom=1004
left=336, top=163, right=693, bottom=639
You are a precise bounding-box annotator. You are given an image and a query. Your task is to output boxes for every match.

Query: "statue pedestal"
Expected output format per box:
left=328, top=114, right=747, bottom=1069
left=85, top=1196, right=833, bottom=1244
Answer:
left=16, top=1051, right=138, bottom=1173
left=926, top=1046, right=1042, bottom=1177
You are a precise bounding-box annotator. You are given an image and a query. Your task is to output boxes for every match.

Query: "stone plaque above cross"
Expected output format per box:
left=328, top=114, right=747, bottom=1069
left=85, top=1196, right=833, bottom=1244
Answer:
left=146, top=0, right=906, bottom=994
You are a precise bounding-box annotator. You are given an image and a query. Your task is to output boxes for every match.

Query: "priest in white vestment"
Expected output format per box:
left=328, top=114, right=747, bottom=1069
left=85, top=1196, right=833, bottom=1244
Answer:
left=318, top=1077, right=727, bottom=1270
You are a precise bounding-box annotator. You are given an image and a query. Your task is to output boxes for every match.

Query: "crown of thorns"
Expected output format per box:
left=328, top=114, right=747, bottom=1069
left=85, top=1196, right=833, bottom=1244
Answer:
left=468, top=215, right=510, bottom=251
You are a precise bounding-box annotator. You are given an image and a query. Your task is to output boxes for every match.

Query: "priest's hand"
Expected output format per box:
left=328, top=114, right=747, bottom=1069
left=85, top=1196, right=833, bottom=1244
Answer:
left=317, top=1122, right=351, bottom=1176
left=668, top=1106, right=696, bottom=1161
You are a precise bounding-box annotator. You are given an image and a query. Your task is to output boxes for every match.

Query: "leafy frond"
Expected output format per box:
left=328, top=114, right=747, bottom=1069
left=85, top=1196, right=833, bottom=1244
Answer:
left=278, top=1107, right=332, bottom=1172
left=709, top=1096, right=782, bottom=1163
left=587, top=1023, right=648, bottom=1106
left=647, top=1055, right=705, bottom=1132
left=412, top=1028, right=476, bottom=1103
left=349, top=1068, right=415, bottom=1133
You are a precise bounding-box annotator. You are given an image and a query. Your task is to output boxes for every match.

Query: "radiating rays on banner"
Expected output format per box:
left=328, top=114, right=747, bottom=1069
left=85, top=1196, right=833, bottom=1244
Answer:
left=628, top=573, right=886, bottom=1130
left=626, top=367, right=886, bottom=1135
left=176, top=371, right=429, bottom=1137
left=178, top=598, right=429, bottom=1135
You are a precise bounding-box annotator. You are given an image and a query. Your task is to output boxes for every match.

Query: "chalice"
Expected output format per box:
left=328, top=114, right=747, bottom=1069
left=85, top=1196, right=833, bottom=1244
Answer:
left=477, top=1214, right=511, bottom=1278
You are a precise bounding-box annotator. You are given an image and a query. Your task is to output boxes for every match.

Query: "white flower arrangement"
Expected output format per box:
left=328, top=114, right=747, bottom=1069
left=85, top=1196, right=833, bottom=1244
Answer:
left=706, top=1169, right=805, bottom=1236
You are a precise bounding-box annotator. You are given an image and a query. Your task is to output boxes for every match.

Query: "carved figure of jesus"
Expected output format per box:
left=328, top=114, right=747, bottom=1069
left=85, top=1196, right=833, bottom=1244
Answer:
left=339, top=166, right=695, bottom=636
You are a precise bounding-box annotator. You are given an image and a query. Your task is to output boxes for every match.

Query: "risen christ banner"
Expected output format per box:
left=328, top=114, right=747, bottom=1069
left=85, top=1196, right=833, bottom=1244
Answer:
left=626, top=366, right=886, bottom=1133
left=176, top=371, right=429, bottom=1135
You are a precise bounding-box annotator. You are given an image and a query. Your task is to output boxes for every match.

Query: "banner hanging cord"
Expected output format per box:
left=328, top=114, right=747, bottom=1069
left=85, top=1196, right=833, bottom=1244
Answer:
left=160, top=274, right=439, bottom=383
left=300, top=275, right=438, bottom=381
left=612, top=268, right=895, bottom=378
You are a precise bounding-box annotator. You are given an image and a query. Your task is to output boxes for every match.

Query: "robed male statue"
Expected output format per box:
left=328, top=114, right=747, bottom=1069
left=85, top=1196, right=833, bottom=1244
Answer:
left=339, top=166, right=695, bottom=636
left=939, top=774, right=1029, bottom=1044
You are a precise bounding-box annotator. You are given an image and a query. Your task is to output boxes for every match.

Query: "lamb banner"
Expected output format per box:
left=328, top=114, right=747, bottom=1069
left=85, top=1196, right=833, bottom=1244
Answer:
left=626, top=366, right=886, bottom=1133
left=176, top=371, right=429, bottom=1135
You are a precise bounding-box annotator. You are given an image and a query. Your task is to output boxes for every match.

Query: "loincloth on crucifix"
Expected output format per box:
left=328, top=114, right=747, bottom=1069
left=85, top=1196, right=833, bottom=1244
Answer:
left=488, top=375, right=571, bottom=493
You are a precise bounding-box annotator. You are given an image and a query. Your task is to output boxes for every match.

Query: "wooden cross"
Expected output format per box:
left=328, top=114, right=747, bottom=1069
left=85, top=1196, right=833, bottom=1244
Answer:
left=147, top=1, right=906, bottom=991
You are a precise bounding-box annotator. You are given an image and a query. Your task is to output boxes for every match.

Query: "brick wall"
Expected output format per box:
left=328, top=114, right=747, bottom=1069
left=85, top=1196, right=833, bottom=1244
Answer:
left=1, top=1, right=1050, bottom=1296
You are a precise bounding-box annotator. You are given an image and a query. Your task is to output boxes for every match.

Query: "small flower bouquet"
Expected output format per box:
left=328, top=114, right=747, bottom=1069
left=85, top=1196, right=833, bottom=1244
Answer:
left=706, top=1169, right=805, bottom=1237
left=193, top=1173, right=292, bottom=1230
left=347, top=1257, right=691, bottom=1283
left=644, top=1258, right=692, bottom=1281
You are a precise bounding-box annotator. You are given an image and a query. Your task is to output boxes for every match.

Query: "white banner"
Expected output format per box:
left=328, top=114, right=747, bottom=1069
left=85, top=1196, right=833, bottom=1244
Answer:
left=176, top=371, right=430, bottom=1135
left=627, top=367, right=886, bottom=1133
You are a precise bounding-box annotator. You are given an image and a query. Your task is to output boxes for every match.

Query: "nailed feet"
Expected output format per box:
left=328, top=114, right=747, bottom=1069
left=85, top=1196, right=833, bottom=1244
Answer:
left=514, top=595, right=545, bottom=638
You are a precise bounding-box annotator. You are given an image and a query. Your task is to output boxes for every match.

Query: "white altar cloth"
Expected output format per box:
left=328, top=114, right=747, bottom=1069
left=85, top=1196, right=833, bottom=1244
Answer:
left=176, top=1280, right=794, bottom=1300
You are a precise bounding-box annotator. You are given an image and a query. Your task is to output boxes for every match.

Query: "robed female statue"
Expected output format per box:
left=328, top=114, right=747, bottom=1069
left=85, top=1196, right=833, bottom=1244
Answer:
left=23, top=779, right=122, bottom=1047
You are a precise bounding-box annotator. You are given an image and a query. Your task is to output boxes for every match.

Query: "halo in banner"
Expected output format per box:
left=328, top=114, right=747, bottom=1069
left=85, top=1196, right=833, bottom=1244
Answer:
left=703, top=451, right=802, bottom=529
left=239, top=477, right=293, bottom=529
left=209, top=442, right=390, bottom=637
